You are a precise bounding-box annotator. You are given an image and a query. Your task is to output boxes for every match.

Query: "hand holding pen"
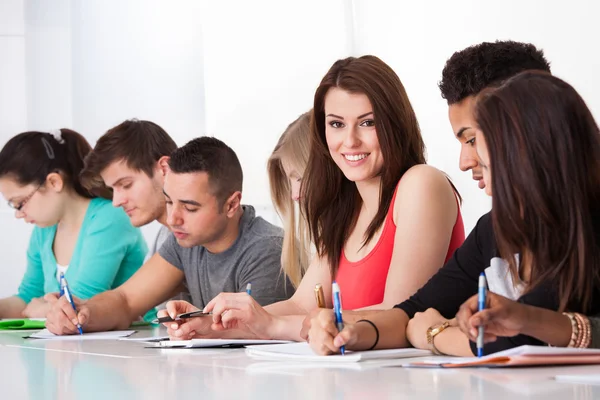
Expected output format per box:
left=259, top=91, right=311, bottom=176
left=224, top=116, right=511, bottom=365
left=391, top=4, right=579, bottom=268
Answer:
left=60, top=274, right=83, bottom=335
left=332, top=281, right=345, bottom=355
left=456, top=289, right=532, bottom=345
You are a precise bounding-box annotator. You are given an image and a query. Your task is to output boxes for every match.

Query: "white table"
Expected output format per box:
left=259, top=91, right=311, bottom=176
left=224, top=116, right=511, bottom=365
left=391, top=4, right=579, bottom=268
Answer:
left=1, top=327, right=600, bottom=400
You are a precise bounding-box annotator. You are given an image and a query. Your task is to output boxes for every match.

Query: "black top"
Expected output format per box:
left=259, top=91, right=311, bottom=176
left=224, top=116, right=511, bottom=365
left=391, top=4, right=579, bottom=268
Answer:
left=395, top=212, right=600, bottom=355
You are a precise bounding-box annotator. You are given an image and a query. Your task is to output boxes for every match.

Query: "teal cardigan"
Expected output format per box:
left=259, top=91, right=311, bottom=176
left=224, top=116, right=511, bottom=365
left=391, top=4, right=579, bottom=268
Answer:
left=15, top=198, right=153, bottom=319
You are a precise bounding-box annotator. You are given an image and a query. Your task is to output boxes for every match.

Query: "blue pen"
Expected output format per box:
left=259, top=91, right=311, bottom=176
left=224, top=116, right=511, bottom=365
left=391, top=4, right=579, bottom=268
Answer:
left=59, top=273, right=66, bottom=297
left=332, top=281, right=345, bottom=355
left=62, top=277, right=83, bottom=335
left=246, top=282, right=252, bottom=296
left=477, top=273, right=487, bottom=357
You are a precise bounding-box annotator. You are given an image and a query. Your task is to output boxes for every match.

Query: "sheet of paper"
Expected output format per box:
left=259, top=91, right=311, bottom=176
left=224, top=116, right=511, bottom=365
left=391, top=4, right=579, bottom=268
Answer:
left=157, top=338, right=291, bottom=348
left=29, top=329, right=135, bottom=340
left=555, top=374, right=600, bottom=384
left=245, top=342, right=431, bottom=363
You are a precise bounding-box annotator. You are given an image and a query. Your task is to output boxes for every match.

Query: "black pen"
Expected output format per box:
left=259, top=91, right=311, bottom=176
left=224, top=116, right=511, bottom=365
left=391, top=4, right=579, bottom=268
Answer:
left=153, top=310, right=211, bottom=324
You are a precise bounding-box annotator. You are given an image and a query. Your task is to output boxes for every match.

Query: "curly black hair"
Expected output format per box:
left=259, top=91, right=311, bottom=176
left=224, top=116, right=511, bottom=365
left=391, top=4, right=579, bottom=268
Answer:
left=439, top=40, right=551, bottom=104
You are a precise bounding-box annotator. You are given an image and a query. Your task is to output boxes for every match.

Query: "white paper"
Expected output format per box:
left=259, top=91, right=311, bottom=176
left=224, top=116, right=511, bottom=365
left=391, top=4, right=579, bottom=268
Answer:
left=157, top=338, right=291, bottom=348
left=245, top=342, right=431, bottom=363
left=29, top=329, right=135, bottom=340
left=555, top=374, right=600, bottom=384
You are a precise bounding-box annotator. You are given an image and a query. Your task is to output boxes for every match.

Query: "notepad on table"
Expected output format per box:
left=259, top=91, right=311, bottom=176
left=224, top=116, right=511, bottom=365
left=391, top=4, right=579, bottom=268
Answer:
left=245, top=342, right=432, bottom=363
left=404, top=345, right=600, bottom=368
left=0, top=318, right=46, bottom=330
left=155, top=338, right=291, bottom=348
left=28, top=328, right=135, bottom=340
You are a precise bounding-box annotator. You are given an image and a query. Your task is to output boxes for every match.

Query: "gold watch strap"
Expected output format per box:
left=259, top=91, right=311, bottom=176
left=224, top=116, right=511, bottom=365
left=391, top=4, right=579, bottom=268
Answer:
left=427, top=321, right=450, bottom=355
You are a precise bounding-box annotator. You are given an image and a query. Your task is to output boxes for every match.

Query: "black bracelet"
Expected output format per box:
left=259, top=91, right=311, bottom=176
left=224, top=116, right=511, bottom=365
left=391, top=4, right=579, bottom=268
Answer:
left=357, top=319, right=379, bottom=350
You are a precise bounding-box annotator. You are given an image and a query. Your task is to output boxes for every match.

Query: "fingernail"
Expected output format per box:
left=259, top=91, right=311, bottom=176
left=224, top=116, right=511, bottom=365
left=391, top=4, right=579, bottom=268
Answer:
left=471, top=329, right=477, bottom=337
left=72, top=319, right=79, bottom=325
left=171, top=324, right=178, bottom=329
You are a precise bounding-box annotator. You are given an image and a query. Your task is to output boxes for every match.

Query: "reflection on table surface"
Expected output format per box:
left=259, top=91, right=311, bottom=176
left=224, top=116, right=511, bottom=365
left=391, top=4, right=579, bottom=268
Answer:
left=1, top=327, right=600, bottom=400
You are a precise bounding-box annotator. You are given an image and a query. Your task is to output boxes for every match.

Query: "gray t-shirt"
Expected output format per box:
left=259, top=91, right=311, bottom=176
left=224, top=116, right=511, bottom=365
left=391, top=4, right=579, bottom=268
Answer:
left=150, top=224, right=172, bottom=256
left=158, top=205, right=293, bottom=308
left=150, top=224, right=192, bottom=304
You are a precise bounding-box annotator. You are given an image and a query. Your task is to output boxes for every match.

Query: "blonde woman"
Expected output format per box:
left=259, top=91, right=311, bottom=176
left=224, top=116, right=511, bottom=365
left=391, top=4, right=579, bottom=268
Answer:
left=267, top=111, right=312, bottom=288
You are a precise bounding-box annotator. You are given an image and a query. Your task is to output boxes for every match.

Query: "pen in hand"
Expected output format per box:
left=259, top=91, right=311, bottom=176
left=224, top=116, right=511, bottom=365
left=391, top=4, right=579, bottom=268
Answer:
left=477, top=272, right=487, bottom=357
left=332, top=281, right=345, bottom=355
left=246, top=282, right=252, bottom=296
left=60, top=274, right=83, bottom=335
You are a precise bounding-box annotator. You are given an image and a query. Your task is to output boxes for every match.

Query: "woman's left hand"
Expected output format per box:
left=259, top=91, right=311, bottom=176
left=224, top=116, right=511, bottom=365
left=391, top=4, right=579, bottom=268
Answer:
left=22, top=296, right=54, bottom=318
left=406, top=308, right=452, bottom=349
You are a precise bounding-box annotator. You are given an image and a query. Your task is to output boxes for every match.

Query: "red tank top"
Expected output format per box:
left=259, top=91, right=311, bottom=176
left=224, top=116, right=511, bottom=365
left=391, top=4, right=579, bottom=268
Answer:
left=335, top=185, right=465, bottom=309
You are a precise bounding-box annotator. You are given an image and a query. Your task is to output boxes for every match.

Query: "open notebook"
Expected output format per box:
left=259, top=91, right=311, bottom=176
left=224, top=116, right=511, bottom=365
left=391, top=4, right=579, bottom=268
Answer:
left=404, top=345, right=600, bottom=368
left=155, top=339, right=291, bottom=348
left=245, top=342, right=431, bottom=363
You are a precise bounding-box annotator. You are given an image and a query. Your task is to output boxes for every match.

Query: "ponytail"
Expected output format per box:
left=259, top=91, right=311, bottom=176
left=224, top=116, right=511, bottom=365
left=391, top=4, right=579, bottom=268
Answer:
left=0, top=129, right=111, bottom=199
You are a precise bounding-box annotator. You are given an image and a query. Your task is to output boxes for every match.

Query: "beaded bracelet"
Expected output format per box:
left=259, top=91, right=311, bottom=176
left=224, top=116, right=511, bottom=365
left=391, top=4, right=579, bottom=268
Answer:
left=563, top=312, right=592, bottom=348
left=563, top=312, right=579, bottom=347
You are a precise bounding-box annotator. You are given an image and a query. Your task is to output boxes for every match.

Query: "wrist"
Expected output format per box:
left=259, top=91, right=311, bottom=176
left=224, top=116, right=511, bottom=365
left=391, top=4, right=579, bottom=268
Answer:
left=519, top=303, right=536, bottom=336
left=267, top=314, right=288, bottom=340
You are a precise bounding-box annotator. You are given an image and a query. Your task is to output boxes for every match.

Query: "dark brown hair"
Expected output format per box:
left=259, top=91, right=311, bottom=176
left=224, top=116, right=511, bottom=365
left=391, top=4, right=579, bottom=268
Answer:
left=302, top=55, right=426, bottom=277
left=0, top=129, right=111, bottom=199
left=169, top=136, right=243, bottom=207
left=81, top=119, right=177, bottom=191
left=476, top=71, right=600, bottom=312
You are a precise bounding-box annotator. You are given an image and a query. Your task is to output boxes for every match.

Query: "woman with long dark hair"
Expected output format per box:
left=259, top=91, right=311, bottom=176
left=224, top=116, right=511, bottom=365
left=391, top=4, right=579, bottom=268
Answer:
left=308, top=71, right=600, bottom=356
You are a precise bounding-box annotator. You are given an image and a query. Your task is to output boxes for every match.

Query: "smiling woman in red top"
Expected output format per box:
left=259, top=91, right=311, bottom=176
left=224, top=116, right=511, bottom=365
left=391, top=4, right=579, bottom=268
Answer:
left=163, top=55, right=465, bottom=342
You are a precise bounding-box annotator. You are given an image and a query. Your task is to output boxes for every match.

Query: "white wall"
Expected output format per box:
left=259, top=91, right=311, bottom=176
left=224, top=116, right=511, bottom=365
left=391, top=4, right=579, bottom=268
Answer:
left=0, top=0, right=32, bottom=298
left=1, top=0, right=599, bottom=297
left=350, top=0, right=600, bottom=232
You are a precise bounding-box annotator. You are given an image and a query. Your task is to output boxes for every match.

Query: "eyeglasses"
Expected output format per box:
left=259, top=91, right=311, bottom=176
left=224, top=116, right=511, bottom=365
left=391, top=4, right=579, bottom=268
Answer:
left=8, top=184, right=42, bottom=211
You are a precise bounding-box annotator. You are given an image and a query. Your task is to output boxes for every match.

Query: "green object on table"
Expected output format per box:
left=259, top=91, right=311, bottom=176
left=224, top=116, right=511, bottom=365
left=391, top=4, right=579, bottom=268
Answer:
left=0, top=319, right=47, bottom=330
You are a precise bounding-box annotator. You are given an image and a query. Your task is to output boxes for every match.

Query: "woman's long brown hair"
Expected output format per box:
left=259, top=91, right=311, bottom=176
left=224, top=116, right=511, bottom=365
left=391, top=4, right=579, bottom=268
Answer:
left=302, top=55, right=426, bottom=277
left=476, top=71, right=600, bottom=312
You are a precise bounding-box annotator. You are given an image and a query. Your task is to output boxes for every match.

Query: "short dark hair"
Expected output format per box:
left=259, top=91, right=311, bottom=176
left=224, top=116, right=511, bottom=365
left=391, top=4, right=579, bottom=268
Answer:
left=439, top=40, right=551, bottom=104
left=0, top=129, right=111, bottom=199
left=81, top=119, right=177, bottom=190
left=169, top=136, right=243, bottom=205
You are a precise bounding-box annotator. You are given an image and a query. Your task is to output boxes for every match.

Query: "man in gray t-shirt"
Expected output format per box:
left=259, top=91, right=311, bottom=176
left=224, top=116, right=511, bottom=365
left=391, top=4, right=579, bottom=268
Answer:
left=44, top=136, right=294, bottom=336
left=159, top=205, right=292, bottom=308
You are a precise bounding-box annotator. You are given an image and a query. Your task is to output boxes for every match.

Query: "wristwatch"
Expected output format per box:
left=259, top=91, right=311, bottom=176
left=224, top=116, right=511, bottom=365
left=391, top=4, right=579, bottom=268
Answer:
left=427, top=321, right=450, bottom=355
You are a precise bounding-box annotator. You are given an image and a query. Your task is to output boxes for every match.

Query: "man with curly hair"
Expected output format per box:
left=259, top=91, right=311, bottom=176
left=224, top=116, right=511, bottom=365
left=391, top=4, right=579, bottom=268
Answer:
left=438, top=41, right=551, bottom=189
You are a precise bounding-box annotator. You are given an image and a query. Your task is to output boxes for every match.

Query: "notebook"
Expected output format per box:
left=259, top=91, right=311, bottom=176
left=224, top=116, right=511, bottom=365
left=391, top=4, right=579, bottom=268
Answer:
left=0, top=318, right=46, bottom=330
left=155, top=338, right=291, bottom=348
left=245, top=342, right=432, bottom=363
left=28, top=329, right=135, bottom=340
left=404, top=345, right=600, bottom=368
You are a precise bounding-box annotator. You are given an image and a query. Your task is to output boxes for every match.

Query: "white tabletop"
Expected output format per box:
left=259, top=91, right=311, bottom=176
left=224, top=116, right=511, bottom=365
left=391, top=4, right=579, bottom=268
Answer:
left=1, top=327, right=600, bottom=400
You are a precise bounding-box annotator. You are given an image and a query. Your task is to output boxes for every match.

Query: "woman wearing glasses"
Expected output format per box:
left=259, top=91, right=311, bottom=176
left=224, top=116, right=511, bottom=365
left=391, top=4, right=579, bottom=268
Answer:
left=0, top=129, right=148, bottom=319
